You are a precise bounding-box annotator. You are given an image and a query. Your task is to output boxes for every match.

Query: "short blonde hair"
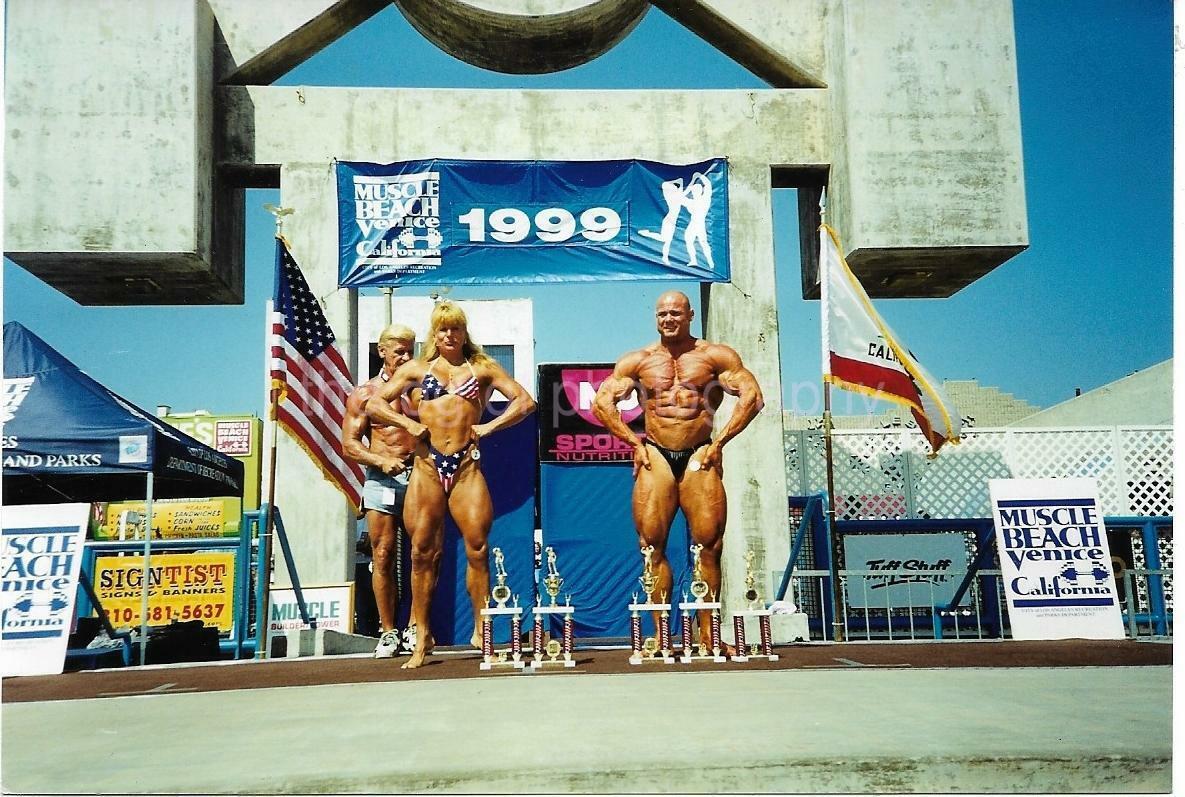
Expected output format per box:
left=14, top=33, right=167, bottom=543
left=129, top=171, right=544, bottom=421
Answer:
left=378, top=324, right=415, bottom=345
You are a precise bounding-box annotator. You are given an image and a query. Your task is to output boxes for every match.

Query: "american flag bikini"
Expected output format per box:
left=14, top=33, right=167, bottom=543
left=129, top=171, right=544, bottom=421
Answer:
left=421, top=360, right=482, bottom=492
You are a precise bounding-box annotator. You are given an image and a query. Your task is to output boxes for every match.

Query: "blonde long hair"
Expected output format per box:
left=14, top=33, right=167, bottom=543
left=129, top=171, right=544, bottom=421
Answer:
left=420, top=301, right=494, bottom=365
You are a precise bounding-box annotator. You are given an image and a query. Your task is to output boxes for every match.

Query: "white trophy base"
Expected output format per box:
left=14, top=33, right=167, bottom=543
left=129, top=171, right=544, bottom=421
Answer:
left=529, top=656, right=576, bottom=670
left=730, top=608, right=780, bottom=662
left=479, top=657, right=526, bottom=671
left=530, top=604, right=576, bottom=668
left=479, top=605, right=525, bottom=671
left=677, top=600, right=726, bottom=662
left=628, top=601, right=675, bottom=664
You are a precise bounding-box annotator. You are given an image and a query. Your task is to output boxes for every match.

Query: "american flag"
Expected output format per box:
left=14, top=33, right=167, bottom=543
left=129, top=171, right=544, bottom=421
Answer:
left=270, top=237, right=364, bottom=510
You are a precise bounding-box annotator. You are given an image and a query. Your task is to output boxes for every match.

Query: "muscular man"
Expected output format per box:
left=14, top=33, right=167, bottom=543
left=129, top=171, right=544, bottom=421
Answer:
left=367, top=302, right=536, bottom=669
left=342, top=324, right=419, bottom=659
left=594, top=290, right=764, bottom=653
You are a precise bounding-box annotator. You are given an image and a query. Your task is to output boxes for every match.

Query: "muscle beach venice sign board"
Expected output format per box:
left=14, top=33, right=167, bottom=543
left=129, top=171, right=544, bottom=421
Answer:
left=336, top=159, right=729, bottom=288
left=990, top=478, right=1125, bottom=640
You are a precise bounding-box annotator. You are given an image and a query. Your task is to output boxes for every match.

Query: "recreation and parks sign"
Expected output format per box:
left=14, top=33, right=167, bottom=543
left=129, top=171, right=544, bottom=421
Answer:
left=989, top=478, right=1124, bottom=640
left=336, top=158, right=730, bottom=287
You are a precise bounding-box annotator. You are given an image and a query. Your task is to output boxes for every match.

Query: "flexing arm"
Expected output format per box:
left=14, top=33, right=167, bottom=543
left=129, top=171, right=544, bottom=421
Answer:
left=698, top=345, right=764, bottom=471
left=593, top=352, right=651, bottom=476
left=472, top=362, right=536, bottom=440
left=365, top=362, right=428, bottom=440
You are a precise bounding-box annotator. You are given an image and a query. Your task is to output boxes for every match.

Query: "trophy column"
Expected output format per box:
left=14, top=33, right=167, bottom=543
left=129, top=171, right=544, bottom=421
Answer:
left=731, top=549, right=780, bottom=663
left=628, top=545, right=675, bottom=665
left=478, top=547, right=526, bottom=672
left=530, top=547, right=577, bottom=670
left=678, top=544, right=726, bottom=663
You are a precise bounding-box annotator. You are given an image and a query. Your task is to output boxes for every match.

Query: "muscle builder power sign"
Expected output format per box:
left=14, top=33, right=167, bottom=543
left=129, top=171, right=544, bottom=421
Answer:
left=537, top=364, right=645, bottom=464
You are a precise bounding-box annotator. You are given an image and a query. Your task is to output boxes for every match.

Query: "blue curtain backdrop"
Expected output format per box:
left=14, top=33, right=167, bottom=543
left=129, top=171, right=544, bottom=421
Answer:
left=540, top=463, right=691, bottom=639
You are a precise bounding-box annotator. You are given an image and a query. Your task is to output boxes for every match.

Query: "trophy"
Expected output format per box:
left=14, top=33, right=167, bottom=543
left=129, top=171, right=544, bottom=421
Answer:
left=628, top=545, right=675, bottom=665
left=530, top=546, right=576, bottom=670
left=678, top=543, right=726, bottom=663
left=730, top=549, right=779, bottom=662
left=479, top=547, right=526, bottom=672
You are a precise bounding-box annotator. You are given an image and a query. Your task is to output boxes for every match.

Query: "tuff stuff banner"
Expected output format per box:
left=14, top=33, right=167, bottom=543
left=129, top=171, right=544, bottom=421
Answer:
left=337, top=159, right=730, bottom=287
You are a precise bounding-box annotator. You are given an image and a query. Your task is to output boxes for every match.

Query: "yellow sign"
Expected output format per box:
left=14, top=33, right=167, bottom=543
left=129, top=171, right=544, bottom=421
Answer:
left=91, top=497, right=241, bottom=540
left=93, top=551, right=236, bottom=632
left=164, top=413, right=263, bottom=509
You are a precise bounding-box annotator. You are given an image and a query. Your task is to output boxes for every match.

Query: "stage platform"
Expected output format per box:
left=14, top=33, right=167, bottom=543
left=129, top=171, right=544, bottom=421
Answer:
left=1, top=639, right=1172, bottom=793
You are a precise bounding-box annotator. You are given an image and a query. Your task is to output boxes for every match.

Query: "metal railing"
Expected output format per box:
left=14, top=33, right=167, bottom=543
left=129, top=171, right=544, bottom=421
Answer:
left=784, top=566, right=1172, bottom=642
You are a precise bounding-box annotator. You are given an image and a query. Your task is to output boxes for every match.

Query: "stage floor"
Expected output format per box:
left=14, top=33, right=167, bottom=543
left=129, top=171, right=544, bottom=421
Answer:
left=2, top=637, right=1170, bottom=704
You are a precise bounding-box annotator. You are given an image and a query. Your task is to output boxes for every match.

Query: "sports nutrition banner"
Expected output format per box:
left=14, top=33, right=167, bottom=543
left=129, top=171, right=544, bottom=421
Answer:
left=537, top=364, right=645, bottom=464
left=990, top=478, right=1124, bottom=640
left=337, top=159, right=730, bottom=287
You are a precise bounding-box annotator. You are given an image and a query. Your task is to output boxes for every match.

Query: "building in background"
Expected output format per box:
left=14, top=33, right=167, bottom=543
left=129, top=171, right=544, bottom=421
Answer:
left=1010, top=359, right=1172, bottom=427
left=783, top=378, right=1041, bottom=432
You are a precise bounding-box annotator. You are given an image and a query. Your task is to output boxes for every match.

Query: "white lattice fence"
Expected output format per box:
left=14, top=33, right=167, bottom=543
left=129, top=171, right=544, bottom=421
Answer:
left=784, top=426, right=1174, bottom=519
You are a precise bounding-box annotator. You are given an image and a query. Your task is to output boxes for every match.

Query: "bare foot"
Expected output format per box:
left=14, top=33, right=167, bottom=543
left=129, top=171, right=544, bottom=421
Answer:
left=401, top=636, right=434, bottom=669
left=469, top=631, right=482, bottom=649
left=702, top=635, right=735, bottom=658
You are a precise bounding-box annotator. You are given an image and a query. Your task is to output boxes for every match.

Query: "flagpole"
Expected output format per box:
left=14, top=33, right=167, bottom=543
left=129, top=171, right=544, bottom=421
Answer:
left=818, top=189, right=845, bottom=643
left=258, top=205, right=292, bottom=659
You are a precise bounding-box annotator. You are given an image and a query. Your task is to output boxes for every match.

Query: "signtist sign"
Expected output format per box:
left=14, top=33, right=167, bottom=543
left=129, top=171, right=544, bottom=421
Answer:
left=989, top=478, right=1124, bottom=640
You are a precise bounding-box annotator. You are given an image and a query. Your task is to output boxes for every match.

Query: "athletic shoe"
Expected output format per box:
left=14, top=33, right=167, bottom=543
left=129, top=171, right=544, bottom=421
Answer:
left=401, top=624, right=417, bottom=654
left=374, top=629, right=400, bottom=659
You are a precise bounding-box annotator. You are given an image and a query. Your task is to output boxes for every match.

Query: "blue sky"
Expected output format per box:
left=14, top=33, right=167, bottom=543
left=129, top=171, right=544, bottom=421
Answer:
left=3, top=1, right=1173, bottom=420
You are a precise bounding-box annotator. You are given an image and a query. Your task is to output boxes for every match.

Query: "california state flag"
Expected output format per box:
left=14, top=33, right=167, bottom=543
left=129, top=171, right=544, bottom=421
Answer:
left=820, top=224, right=962, bottom=456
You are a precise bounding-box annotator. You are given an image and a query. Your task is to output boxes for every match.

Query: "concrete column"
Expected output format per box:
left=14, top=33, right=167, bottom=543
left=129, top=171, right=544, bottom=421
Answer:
left=703, top=159, right=793, bottom=621
left=268, top=163, right=358, bottom=587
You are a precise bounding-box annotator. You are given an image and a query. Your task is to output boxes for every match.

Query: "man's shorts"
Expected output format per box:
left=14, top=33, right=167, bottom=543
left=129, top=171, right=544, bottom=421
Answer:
left=362, top=465, right=411, bottom=515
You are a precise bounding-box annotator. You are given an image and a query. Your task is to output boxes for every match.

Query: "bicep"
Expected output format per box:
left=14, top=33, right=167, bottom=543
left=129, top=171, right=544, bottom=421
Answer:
left=714, top=348, right=761, bottom=398
left=597, top=355, right=643, bottom=402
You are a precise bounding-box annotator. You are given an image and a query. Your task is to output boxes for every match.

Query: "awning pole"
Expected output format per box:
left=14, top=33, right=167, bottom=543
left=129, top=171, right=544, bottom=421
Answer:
left=137, top=471, right=154, bottom=666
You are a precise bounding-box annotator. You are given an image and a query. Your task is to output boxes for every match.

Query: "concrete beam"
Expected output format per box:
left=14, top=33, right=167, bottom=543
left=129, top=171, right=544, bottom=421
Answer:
left=651, top=0, right=826, bottom=88
left=392, top=0, right=649, bottom=74
left=4, top=0, right=240, bottom=305
left=210, top=0, right=390, bottom=85
left=805, top=0, right=1028, bottom=298
left=223, top=86, right=827, bottom=165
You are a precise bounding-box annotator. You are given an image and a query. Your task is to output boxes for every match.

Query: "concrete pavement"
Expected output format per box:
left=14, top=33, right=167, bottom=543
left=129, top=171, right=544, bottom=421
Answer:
left=2, top=663, right=1171, bottom=793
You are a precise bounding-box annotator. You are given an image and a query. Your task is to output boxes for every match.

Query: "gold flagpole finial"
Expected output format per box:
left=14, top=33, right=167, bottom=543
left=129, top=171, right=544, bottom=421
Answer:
left=263, top=203, right=295, bottom=236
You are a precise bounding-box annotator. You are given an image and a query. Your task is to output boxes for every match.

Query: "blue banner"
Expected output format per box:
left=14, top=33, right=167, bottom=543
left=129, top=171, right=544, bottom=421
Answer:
left=336, top=158, right=729, bottom=287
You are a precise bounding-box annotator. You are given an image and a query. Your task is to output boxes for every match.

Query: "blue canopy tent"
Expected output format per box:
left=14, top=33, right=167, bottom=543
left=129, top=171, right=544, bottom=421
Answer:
left=2, top=322, right=244, bottom=663
left=3, top=322, right=243, bottom=504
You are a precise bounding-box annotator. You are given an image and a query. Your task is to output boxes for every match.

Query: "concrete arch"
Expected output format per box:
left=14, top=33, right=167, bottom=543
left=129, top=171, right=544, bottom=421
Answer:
left=393, top=0, right=649, bottom=74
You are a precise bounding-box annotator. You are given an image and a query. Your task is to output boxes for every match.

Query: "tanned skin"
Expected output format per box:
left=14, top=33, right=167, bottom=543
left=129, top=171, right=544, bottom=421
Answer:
left=367, top=312, right=536, bottom=669
left=341, top=333, right=418, bottom=641
left=594, top=291, right=764, bottom=653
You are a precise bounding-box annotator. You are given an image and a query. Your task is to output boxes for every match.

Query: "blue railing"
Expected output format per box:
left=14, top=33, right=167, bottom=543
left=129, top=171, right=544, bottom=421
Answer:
left=781, top=496, right=1172, bottom=641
